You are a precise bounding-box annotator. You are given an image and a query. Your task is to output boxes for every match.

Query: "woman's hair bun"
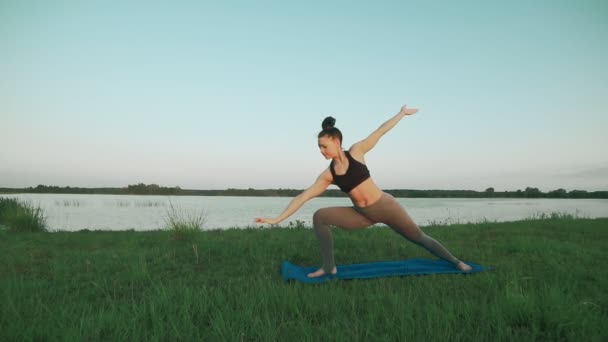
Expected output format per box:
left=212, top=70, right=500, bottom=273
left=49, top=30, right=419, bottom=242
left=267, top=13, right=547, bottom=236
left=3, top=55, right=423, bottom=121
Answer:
left=322, top=116, right=336, bottom=130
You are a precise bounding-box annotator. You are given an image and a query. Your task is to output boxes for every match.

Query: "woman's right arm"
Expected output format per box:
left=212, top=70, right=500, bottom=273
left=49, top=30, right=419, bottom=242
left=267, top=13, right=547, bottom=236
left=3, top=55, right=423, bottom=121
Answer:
left=350, top=104, right=419, bottom=155
left=255, top=168, right=333, bottom=225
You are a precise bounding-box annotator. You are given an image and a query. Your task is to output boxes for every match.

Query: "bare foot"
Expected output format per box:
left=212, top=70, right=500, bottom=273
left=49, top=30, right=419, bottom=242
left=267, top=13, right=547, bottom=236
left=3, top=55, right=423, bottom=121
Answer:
left=456, top=261, right=473, bottom=272
left=307, top=266, right=337, bottom=278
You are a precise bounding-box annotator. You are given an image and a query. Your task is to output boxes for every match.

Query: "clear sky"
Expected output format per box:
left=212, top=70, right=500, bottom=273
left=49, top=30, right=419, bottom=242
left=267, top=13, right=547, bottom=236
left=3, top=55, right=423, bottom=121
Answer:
left=1, top=1, right=607, bottom=192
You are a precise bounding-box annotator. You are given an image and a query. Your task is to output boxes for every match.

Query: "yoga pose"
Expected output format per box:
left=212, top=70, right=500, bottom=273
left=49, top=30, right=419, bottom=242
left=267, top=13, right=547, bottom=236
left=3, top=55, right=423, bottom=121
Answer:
left=255, top=104, right=472, bottom=278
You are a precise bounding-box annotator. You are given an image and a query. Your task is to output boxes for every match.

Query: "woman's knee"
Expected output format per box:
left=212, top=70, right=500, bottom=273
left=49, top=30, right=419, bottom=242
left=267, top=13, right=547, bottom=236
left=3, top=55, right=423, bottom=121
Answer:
left=313, top=208, right=329, bottom=227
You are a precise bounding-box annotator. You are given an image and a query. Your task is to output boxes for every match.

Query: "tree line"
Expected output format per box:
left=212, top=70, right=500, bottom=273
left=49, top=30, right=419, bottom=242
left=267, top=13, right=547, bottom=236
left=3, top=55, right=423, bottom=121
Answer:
left=0, top=184, right=607, bottom=198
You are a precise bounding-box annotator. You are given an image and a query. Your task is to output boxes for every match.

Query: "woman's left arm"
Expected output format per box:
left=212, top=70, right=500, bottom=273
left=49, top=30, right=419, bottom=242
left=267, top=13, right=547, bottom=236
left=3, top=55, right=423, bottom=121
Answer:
left=351, top=104, right=418, bottom=154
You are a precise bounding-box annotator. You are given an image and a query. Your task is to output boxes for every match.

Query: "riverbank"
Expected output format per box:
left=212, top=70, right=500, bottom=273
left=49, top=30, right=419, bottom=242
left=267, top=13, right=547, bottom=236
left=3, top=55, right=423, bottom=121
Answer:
left=1, top=217, right=606, bottom=340
left=3, top=184, right=607, bottom=198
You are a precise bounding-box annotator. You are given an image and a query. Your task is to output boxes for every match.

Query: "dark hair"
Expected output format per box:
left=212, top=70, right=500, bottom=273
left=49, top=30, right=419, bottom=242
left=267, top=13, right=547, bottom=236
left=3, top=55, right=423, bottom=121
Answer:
left=318, top=116, right=342, bottom=143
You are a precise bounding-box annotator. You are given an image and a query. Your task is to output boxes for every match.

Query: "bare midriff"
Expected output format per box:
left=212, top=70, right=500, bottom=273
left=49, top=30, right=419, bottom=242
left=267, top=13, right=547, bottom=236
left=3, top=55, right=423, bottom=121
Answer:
left=347, top=177, right=384, bottom=208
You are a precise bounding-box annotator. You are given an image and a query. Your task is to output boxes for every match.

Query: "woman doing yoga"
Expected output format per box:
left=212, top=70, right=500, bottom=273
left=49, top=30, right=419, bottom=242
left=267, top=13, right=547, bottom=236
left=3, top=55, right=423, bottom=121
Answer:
left=255, top=104, right=473, bottom=278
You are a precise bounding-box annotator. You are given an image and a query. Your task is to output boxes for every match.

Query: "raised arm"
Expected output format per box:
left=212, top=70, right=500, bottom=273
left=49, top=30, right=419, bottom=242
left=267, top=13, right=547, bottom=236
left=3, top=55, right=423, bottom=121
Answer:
left=254, top=168, right=333, bottom=225
left=350, top=104, right=419, bottom=155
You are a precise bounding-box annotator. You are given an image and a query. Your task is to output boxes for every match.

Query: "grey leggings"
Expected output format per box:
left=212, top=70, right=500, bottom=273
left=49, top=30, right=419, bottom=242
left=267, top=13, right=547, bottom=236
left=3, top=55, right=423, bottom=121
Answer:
left=313, top=192, right=462, bottom=273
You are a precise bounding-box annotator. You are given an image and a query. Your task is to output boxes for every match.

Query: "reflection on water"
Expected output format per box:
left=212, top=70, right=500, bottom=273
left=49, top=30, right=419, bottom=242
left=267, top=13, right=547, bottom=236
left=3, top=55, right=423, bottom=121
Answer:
left=2, top=193, right=607, bottom=232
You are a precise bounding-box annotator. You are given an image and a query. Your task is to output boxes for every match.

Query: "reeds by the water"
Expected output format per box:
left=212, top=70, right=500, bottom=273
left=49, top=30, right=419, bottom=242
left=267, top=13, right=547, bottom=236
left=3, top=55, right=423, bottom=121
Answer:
left=54, top=199, right=83, bottom=207
left=106, top=199, right=166, bottom=208
left=0, top=197, right=47, bottom=232
left=135, top=200, right=165, bottom=207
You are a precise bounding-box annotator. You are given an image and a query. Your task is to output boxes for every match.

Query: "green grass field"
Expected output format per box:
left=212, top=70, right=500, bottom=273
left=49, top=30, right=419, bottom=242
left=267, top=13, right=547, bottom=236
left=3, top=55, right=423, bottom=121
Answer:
left=1, top=217, right=606, bottom=341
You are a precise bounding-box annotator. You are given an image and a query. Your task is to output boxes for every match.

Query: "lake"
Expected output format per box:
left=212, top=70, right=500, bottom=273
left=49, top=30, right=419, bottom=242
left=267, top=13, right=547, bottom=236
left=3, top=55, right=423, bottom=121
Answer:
left=2, top=193, right=607, bottom=232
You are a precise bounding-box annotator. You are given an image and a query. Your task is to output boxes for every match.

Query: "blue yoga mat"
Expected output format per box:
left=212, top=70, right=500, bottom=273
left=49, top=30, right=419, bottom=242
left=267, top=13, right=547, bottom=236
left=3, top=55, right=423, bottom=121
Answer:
left=281, top=258, right=492, bottom=284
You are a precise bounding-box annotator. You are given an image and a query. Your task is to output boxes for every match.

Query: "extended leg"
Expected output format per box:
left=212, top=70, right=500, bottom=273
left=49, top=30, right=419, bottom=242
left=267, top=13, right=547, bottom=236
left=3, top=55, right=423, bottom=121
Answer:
left=369, top=197, right=463, bottom=266
left=389, top=210, right=461, bottom=264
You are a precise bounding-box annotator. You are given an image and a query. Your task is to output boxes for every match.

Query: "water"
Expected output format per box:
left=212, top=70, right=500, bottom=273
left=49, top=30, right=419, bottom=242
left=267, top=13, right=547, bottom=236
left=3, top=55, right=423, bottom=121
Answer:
left=2, top=193, right=607, bottom=232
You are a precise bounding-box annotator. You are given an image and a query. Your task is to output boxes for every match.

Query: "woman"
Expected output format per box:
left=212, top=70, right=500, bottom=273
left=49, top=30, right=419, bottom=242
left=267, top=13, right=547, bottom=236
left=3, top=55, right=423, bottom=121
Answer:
left=255, top=104, right=472, bottom=278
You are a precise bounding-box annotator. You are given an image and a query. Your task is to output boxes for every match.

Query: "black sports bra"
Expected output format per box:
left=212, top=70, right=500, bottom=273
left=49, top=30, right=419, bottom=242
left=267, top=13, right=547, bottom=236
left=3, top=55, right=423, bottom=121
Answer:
left=329, top=150, right=371, bottom=193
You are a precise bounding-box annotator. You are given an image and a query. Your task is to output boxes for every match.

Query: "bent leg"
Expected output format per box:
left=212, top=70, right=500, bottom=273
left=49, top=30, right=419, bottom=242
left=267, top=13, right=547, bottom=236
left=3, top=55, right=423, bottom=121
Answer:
left=313, top=207, right=375, bottom=273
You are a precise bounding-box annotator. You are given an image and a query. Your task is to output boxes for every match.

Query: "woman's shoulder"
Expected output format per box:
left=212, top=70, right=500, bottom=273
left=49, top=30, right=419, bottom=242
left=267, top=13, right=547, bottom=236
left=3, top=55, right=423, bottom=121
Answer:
left=347, top=147, right=366, bottom=164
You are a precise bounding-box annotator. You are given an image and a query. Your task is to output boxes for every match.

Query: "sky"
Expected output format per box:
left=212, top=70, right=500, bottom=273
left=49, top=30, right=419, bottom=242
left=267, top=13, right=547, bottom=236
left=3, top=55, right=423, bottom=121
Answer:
left=1, top=0, right=607, bottom=192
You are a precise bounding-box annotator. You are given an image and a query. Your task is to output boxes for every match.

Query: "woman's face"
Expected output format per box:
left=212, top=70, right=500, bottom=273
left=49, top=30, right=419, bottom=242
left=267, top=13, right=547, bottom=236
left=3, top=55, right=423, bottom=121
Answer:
left=318, top=135, right=340, bottom=159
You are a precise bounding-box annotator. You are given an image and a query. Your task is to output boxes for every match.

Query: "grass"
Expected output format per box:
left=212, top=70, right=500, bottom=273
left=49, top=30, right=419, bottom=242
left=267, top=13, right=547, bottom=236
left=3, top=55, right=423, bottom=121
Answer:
left=0, top=197, right=47, bottom=232
left=163, top=200, right=206, bottom=241
left=0, top=216, right=606, bottom=341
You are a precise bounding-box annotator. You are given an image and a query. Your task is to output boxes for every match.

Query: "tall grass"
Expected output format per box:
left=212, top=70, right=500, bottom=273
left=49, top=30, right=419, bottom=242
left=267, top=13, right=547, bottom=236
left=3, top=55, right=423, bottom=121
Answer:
left=0, top=197, right=47, bottom=232
left=527, top=210, right=584, bottom=220
left=163, top=200, right=206, bottom=241
left=424, top=210, right=586, bottom=228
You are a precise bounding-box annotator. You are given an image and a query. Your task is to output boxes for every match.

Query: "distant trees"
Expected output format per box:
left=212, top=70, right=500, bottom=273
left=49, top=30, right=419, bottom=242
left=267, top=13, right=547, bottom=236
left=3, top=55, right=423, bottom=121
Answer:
left=125, top=183, right=181, bottom=195
left=524, top=187, right=542, bottom=197
left=548, top=188, right=568, bottom=198
left=0, top=184, right=606, bottom=198
left=568, top=190, right=589, bottom=198
left=12, top=184, right=123, bottom=194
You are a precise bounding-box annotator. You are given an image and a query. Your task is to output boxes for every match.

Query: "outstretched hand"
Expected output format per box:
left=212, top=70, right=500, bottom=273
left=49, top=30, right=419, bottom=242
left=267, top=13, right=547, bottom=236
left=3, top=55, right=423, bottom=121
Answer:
left=255, top=217, right=279, bottom=225
left=400, top=104, right=419, bottom=116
